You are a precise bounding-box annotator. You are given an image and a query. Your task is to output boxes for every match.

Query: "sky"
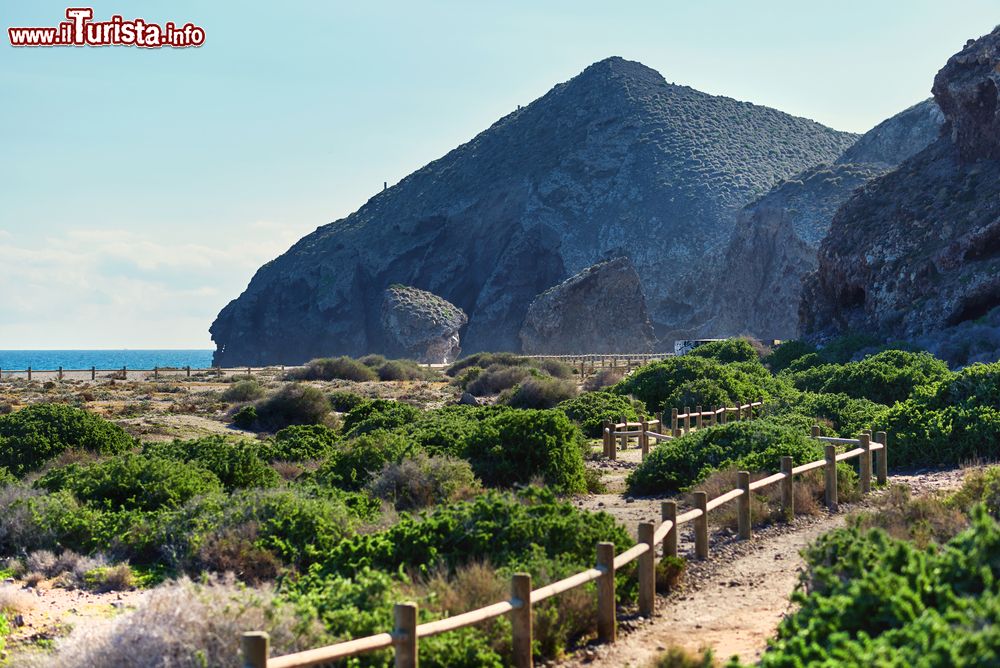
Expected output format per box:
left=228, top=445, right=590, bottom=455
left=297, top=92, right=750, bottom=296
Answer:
left=1, top=0, right=996, bottom=349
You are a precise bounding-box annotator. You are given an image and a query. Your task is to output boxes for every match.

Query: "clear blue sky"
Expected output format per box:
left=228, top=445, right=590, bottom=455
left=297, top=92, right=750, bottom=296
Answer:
left=1, top=1, right=995, bottom=349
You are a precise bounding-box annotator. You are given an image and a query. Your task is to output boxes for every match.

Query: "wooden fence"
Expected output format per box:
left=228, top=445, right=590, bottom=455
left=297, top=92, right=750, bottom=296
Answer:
left=526, top=353, right=672, bottom=376
left=240, top=426, right=889, bottom=668
left=602, top=402, right=764, bottom=461
left=0, top=365, right=302, bottom=382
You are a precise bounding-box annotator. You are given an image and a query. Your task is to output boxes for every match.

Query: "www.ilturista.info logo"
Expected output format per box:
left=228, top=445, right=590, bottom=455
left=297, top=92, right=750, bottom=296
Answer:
left=8, top=8, right=205, bottom=48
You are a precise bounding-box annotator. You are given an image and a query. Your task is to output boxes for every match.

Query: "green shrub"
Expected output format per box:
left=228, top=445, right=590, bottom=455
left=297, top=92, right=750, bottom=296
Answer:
left=368, top=453, right=480, bottom=510
left=557, top=392, right=644, bottom=438
left=221, top=379, right=266, bottom=403
left=162, top=486, right=368, bottom=572
left=358, top=354, right=388, bottom=369
left=688, top=338, right=759, bottom=364
left=0, top=404, right=134, bottom=476
left=36, top=454, right=222, bottom=512
left=467, top=366, right=537, bottom=396
left=792, top=392, right=889, bottom=438
left=463, top=410, right=586, bottom=493
left=759, top=512, right=1000, bottom=667
left=613, top=356, right=763, bottom=413
left=314, top=431, right=418, bottom=491
left=401, top=405, right=508, bottom=457
left=502, top=376, right=578, bottom=409
left=531, top=358, right=574, bottom=379
left=269, top=424, right=340, bottom=462
left=320, top=487, right=631, bottom=576
left=627, top=419, right=827, bottom=495
left=290, top=357, right=378, bottom=382
left=879, top=362, right=1000, bottom=468
left=329, top=391, right=366, bottom=413
left=662, top=378, right=733, bottom=413
left=784, top=350, right=951, bottom=405
left=377, top=359, right=436, bottom=382
left=446, top=353, right=526, bottom=377
left=142, top=436, right=279, bottom=491
left=254, top=384, right=334, bottom=431
left=763, top=340, right=818, bottom=373
left=232, top=405, right=258, bottom=430
left=451, top=366, right=484, bottom=390
left=342, top=399, right=420, bottom=437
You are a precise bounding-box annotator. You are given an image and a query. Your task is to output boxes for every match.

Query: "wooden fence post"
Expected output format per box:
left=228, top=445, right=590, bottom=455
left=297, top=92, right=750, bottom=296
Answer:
left=876, top=431, right=888, bottom=485
left=671, top=408, right=678, bottom=435
left=695, top=405, right=703, bottom=430
left=122, top=366, right=127, bottom=380
left=247, top=366, right=252, bottom=376
left=186, top=365, right=191, bottom=378
left=91, top=366, right=96, bottom=380
left=721, top=406, right=728, bottom=425
left=619, top=415, right=627, bottom=451
left=825, top=444, right=838, bottom=513
left=638, top=522, right=655, bottom=617
left=241, top=631, right=269, bottom=668
left=737, top=471, right=752, bottom=540
left=694, top=491, right=709, bottom=560
left=661, top=500, right=678, bottom=557
left=154, top=367, right=159, bottom=379
left=602, top=423, right=611, bottom=459
left=27, top=367, right=32, bottom=381
left=609, top=427, right=617, bottom=461
left=859, top=433, right=872, bottom=495
left=511, top=573, right=532, bottom=668
left=811, top=424, right=820, bottom=439
left=780, top=456, right=794, bottom=521
left=58, top=366, right=63, bottom=380
left=596, top=542, right=616, bottom=643
left=683, top=406, right=691, bottom=434
left=394, top=602, right=418, bottom=668
left=640, top=420, right=649, bottom=460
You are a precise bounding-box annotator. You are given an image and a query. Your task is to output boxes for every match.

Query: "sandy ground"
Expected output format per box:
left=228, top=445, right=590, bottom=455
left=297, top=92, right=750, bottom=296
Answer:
left=560, top=467, right=967, bottom=667
left=4, top=580, right=147, bottom=653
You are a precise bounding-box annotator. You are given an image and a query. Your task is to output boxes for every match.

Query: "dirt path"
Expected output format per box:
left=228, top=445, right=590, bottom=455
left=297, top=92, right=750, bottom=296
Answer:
left=561, top=467, right=966, bottom=668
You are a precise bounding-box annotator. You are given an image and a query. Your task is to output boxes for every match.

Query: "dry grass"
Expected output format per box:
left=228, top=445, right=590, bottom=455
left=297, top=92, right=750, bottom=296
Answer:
left=650, top=645, right=718, bottom=667
left=22, top=575, right=328, bottom=668
left=583, top=368, right=626, bottom=391
left=0, top=585, right=36, bottom=615
left=693, top=468, right=836, bottom=531
left=852, top=484, right=967, bottom=548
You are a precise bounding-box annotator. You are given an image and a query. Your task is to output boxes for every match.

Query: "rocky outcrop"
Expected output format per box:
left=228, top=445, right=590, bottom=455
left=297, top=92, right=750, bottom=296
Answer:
left=801, top=26, right=1000, bottom=364
left=932, top=32, right=1000, bottom=161
left=380, top=285, right=467, bottom=363
left=519, top=258, right=655, bottom=354
left=211, top=57, right=857, bottom=365
left=701, top=101, right=943, bottom=340
left=836, top=99, right=944, bottom=167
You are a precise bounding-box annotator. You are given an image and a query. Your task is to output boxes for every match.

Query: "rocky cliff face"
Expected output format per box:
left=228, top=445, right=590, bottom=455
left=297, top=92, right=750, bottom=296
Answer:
left=380, top=285, right=467, bottom=363
left=211, top=57, right=857, bottom=365
left=701, top=100, right=943, bottom=340
left=519, top=257, right=654, bottom=354
left=801, top=26, right=1000, bottom=363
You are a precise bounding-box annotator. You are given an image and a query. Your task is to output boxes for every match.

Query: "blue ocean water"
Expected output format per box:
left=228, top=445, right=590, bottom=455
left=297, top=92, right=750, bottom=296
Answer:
left=0, top=350, right=214, bottom=371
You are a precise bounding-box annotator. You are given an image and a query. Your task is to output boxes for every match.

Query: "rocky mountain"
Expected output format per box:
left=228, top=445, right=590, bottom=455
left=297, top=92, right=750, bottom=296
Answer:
left=211, top=57, right=857, bottom=365
left=801, top=26, right=1000, bottom=364
left=700, top=100, right=943, bottom=340
left=519, top=257, right=654, bottom=354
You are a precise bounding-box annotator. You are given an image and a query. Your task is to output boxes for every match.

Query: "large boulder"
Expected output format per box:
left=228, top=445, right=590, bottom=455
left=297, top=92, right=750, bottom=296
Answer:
left=801, top=26, right=1000, bottom=364
left=210, top=57, right=857, bottom=365
left=380, top=285, right=467, bottom=363
left=519, top=258, right=655, bottom=354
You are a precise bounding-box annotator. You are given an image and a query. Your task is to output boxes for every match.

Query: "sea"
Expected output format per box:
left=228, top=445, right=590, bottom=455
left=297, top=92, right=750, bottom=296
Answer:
left=0, top=350, right=215, bottom=371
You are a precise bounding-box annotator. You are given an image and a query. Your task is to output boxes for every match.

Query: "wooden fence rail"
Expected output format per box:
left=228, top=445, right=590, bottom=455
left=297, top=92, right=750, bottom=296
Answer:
left=241, top=426, right=889, bottom=668
left=602, top=401, right=764, bottom=461
left=0, top=365, right=306, bottom=382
